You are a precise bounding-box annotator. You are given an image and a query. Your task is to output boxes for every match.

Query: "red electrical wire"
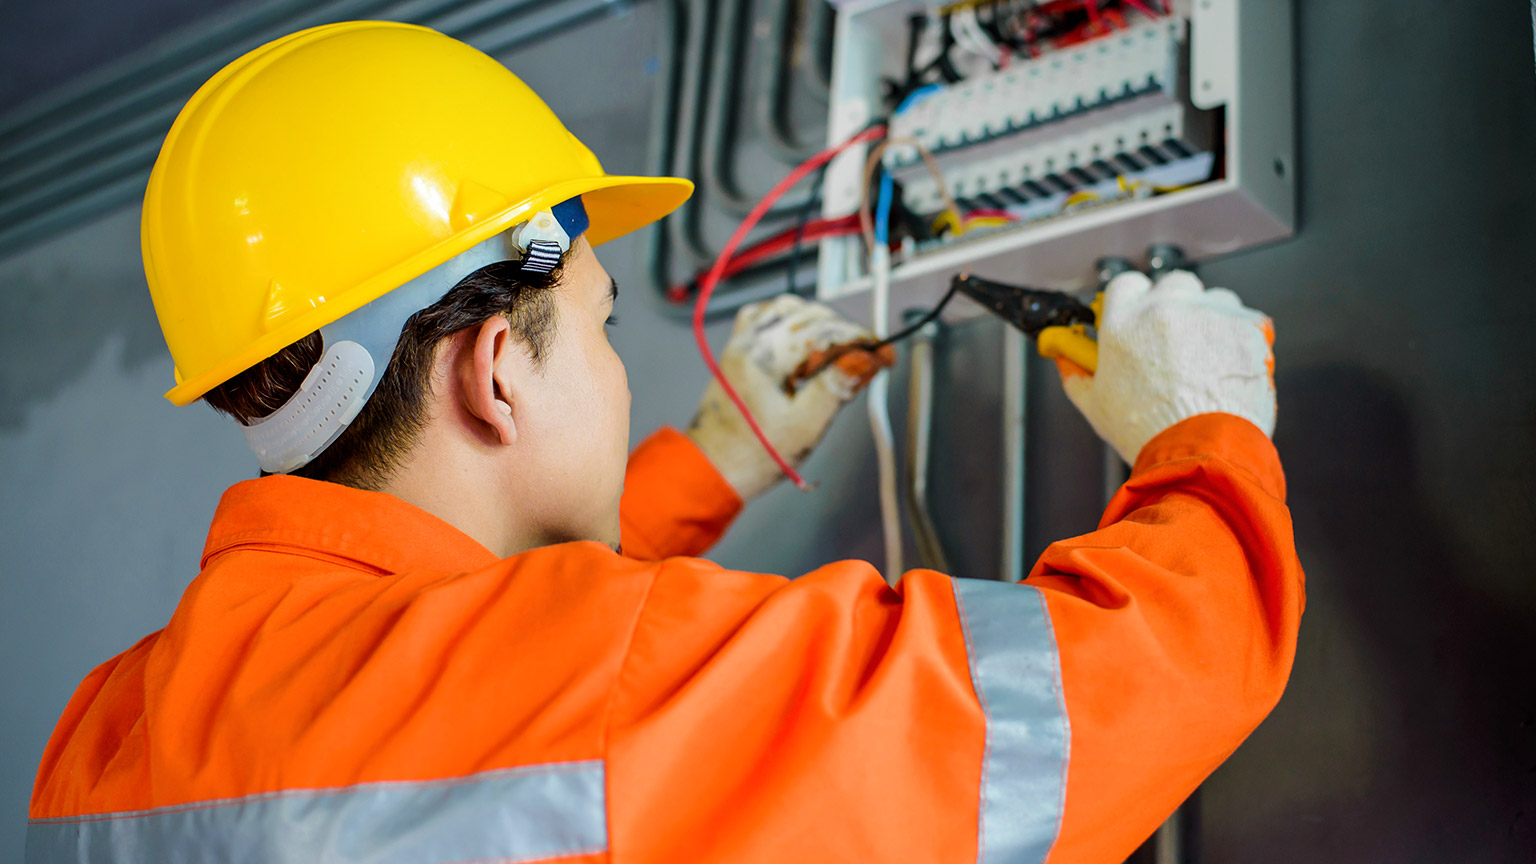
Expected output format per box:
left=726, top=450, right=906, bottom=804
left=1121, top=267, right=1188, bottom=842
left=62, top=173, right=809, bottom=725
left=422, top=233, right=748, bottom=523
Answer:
left=1083, top=0, right=1105, bottom=32
left=1036, top=0, right=1085, bottom=15
left=1122, top=0, right=1161, bottom=19
left=692, top=124, right=887, bottom=491
left=715, top=223, right=862, bottom=278
left=667, top=216, right=864, bottom=303
left=962, top=208, right=1018, bottom=221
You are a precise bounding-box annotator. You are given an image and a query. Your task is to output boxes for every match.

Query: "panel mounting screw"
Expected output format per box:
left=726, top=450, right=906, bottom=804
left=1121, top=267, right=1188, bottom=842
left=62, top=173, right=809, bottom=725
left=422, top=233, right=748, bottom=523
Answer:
left=1146, top=244, right=1189, bottom=278
left=1096, top=256, right=1136, bottom=289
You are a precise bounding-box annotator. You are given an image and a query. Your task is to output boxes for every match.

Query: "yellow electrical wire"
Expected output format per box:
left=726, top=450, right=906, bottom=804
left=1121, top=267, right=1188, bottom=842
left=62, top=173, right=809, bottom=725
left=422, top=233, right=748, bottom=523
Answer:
left=859, top=136, right=960, bottom=253
left=939, top=0, right=1002, bottom=14
left=961, top=216, right=1015, bottom=230
left=931, top=209, right=965, bottom=236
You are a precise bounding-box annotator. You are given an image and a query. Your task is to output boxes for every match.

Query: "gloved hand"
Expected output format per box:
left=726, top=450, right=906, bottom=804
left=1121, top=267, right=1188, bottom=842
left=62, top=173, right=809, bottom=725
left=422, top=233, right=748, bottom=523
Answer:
left=688, top=294, right=893, bottom=501
left=1060, top=270, right=1276, bottom=464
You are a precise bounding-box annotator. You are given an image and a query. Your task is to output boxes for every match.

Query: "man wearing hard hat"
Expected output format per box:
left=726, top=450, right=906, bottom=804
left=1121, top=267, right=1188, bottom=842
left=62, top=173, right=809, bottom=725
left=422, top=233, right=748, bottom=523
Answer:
left=26, top=22, right=1302, bottom=864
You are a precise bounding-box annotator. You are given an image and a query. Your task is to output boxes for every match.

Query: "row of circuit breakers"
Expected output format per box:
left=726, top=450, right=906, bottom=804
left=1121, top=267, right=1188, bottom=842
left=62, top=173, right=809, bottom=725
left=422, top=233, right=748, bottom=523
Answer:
left=816, top=0, right=1296, bottom=322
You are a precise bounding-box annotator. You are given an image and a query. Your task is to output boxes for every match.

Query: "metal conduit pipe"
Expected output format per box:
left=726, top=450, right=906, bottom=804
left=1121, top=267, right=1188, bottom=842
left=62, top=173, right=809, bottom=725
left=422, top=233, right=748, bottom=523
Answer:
left=662, top=0, right=831, bottom=321
left=415, top=0, right=550, bottom=39
left=645, top=0, right=692, bottom=311
left=670, top=0, right=725, bottom=263
left=0, top=0, right=636, bottom=258
left=454, top=0, right=636, bottom=56
left=0, top=0, right=393, bottom=153
left=691, top=257, right=809, bottom=313
left=698, top=0, right=756, bottom=211
left=650, top=0, right=803, bottom=321
left=651, top=255, right=809, bottom=324
left=0, top=0, right=402, bottom=220
left=757, top=0, right=823, bottom=165
left=805, top=0, right=834, bottom=100
left=0, top=0, right=570, bottom=223
left=701, top=0, right=818, bottom=219
left=643, top=0, right=817, bottom=322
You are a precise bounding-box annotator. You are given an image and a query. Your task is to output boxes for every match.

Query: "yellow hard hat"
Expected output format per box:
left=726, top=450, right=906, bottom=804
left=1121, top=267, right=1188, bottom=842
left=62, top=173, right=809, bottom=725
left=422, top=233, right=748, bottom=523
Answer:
left=144, top=20, right=692, bottom=407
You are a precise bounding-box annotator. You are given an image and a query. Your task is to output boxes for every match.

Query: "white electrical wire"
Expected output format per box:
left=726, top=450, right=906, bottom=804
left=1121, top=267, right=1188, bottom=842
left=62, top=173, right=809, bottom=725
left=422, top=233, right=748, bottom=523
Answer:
left=867, top=242, right=903, bottom=583
left=949, top=7, right=989, bottom=61
left=911, top=12, right=946, bottom=77
left=952, top=6, right=1003, bottom=68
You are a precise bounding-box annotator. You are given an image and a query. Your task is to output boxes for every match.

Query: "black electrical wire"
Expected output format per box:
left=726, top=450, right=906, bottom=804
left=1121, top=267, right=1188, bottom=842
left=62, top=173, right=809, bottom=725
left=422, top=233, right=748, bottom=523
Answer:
left=903, top=14, right=926, bottom=91
left=785, top=164, right=829, bottom=296
left=977, top=1, right=1026, bottom=51
left=872, top=281, right=962, bottom=350
left=934, top=15, right=963, bottom=83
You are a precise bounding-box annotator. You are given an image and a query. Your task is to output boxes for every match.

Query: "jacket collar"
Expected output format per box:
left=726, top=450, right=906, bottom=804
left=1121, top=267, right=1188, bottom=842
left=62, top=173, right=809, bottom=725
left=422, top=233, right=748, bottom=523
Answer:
left=201, top=475, right=499, bottom=574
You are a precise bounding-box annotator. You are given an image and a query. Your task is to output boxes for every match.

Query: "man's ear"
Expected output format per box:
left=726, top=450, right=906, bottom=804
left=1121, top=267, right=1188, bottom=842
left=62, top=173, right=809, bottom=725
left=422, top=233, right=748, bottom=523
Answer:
left=457, top=316, right=521, bottom=446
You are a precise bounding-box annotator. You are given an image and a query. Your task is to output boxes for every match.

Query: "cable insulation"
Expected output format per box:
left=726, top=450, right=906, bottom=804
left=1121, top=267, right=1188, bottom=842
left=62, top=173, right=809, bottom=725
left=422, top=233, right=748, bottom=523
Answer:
left=692, top=124, right=887, bottom=491
left=869, top=169, right=902, bottom=579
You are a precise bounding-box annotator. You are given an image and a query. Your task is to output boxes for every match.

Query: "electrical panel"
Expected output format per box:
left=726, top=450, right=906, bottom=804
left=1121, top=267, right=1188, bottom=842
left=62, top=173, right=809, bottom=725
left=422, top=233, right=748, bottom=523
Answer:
left=817, top=0, right=1295, bottom=325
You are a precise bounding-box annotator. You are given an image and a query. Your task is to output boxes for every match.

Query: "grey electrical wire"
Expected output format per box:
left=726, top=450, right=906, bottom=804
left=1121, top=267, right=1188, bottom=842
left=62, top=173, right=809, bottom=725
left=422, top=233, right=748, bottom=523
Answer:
left=906, top=318, right=952, bottom=572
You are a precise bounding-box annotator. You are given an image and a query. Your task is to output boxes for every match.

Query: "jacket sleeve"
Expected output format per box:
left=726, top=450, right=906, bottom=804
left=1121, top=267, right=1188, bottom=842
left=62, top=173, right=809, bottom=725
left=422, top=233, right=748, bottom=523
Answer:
left=1021, top=412, right=1304, bottom=863
left=619, top=427, right=743, bottom=561
left=603, top=413, right=1302, bottom=864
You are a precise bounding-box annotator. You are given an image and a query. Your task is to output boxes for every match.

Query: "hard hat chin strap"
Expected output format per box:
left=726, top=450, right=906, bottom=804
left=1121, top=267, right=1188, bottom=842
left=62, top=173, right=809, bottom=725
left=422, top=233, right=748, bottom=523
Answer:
left=239, top=197, right=588, bottom=474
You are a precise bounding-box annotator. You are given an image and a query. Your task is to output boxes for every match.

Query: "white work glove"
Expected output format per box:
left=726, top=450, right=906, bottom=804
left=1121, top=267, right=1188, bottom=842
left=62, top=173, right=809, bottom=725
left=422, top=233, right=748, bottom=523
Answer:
left=1061, top=270, right=1276, bottom=464
left=688, top=294, right=892, bottom=501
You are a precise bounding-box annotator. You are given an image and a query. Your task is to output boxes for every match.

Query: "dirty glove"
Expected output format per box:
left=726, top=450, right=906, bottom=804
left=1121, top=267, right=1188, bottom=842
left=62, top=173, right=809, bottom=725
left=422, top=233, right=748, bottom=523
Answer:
left=688, top=294, right=893, bottom=501
left=1060, top=270, right=1276, bottom=464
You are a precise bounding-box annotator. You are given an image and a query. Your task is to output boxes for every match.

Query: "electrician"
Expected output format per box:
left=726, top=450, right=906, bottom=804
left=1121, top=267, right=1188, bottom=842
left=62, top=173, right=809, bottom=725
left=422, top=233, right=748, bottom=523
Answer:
left=27, top=22, right=1302, bottom=864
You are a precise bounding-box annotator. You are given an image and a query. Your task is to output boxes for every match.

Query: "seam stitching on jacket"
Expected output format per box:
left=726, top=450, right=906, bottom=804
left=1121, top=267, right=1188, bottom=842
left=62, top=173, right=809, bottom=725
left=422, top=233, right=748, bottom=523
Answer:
left=202, top=541, right=393, bottom=575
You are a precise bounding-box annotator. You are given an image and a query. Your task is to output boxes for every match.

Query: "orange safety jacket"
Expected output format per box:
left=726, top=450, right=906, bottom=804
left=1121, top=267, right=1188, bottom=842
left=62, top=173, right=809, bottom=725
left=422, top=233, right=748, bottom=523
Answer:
left=28, top=413, right=1303, bottom=864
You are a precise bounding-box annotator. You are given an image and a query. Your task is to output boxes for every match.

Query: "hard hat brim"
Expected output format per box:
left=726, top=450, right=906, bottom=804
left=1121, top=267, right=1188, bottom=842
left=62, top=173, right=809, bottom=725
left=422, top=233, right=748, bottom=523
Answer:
left=163, top=173, right=693, bottom=406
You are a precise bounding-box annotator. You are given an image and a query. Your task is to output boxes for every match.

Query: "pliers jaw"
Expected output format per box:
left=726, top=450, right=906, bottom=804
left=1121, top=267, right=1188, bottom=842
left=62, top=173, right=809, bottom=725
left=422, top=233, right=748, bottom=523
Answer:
left=950, top=273, right=1097, bottom=336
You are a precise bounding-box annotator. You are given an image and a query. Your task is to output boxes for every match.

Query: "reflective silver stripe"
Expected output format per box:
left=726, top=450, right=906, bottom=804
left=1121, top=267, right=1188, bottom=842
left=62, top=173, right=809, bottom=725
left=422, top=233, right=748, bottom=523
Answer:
left=952, top=579, right=1071, bottom=864
left=26, top=759, right=606, bottom=864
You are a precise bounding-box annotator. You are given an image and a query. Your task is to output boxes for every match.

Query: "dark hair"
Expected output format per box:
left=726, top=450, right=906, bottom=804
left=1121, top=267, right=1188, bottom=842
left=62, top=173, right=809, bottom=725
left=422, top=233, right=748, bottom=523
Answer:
left=204, top=259, right=564, bottom=489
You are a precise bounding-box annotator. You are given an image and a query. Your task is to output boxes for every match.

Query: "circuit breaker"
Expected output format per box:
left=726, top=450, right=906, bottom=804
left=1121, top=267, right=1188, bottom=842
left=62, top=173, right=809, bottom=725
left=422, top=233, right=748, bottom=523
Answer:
left=817, top=0, right=1295, bottom=326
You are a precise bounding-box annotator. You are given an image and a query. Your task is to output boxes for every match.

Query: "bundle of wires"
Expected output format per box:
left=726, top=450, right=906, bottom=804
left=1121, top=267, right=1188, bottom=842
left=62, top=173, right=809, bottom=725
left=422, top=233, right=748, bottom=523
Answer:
left=688, top=91, right=961, bottom=578
left=689, top=125, right=887, bottom=492
left=666, top=213, right=862, bottom=303
left=688, top=0, right=1168, bottom=576
left=890, top=0, right=1166, bottom=105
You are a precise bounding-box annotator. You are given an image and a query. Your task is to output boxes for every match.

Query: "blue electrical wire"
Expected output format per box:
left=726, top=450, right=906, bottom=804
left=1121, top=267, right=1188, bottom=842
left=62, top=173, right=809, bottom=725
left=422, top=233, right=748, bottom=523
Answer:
left=875, top=85, right=940, bottom=246
left=875, top=171, right=895, bottom=247
left=896, top=83, right=944, bottom=115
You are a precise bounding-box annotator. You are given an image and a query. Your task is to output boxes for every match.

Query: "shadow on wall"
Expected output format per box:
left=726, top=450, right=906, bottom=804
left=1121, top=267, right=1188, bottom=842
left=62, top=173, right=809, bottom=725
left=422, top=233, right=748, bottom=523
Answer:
left=1221, top=364, right=1536, bottom=861
left=0, top=208, right=169, bottom=430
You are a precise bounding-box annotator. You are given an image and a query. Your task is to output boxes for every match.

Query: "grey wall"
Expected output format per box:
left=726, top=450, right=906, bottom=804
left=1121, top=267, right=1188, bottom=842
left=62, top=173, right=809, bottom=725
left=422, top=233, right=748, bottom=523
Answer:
left=1, top=1, right=1533, bottom=862
left=0, top=0, right=255, bottom=115
left=1191, top=2, right=1536, bottom=859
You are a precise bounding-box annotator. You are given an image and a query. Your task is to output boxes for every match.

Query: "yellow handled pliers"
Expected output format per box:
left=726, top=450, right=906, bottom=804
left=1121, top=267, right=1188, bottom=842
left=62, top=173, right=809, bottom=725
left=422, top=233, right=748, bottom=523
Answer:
left=949, top=274, right=1101, bottom=373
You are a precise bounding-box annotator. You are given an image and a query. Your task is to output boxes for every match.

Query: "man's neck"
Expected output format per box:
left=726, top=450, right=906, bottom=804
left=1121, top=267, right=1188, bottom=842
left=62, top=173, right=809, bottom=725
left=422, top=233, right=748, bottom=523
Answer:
left=377, top=447, right=526, bottom=559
